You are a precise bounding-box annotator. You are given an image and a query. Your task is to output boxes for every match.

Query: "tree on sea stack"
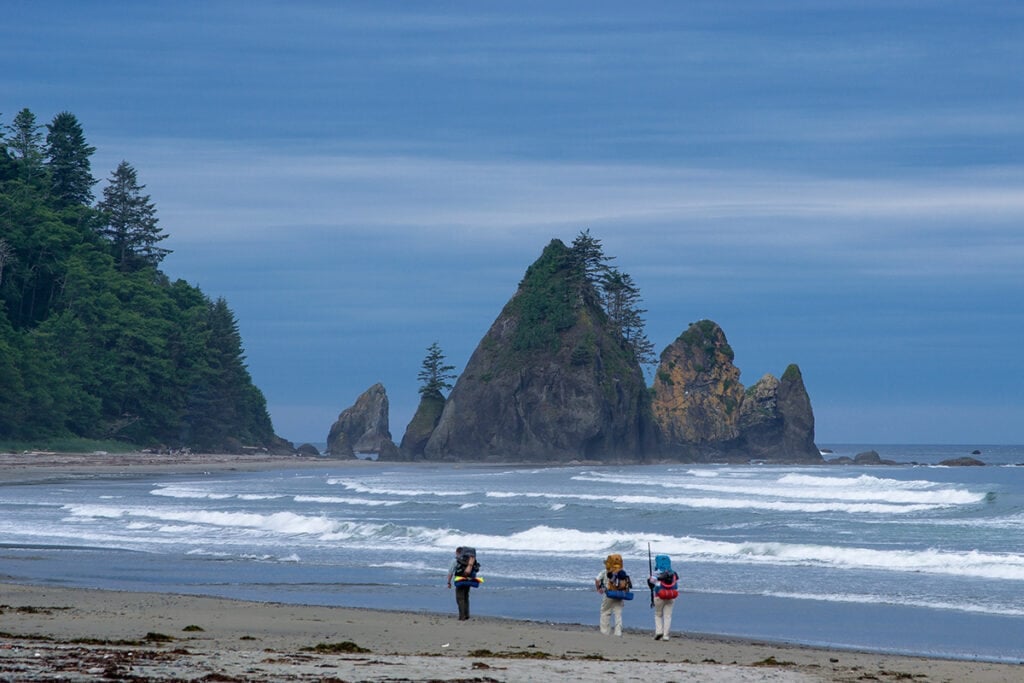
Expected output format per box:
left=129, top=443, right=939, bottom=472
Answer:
left=400, top=342, right=457, bottom=460
left=417, top=341, right=456, bottom=398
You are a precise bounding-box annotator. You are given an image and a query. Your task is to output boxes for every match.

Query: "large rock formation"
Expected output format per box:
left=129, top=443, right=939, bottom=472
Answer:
left=399, top=392, right=446, bottom=460
left=326, top=383, right=395, bottom=457
left=732, top=365, right=820, bottom=462
left=651, top=320, right=820, bottom=462
left=423, top=239, right=656, bottom=462
left=651, top=320, right=744, bottom=445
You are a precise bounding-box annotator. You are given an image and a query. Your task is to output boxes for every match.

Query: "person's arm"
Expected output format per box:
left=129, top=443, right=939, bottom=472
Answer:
left=447, top=560, right=455, bottom=588
left=595, top=572, right=605, bottom=592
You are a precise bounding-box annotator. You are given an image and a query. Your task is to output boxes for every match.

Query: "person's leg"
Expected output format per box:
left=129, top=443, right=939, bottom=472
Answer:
left=599, top=597, right=612, bottom=634
left=662, top=598, right=674, bottom=639
left=653, top=598, right=664, bottom=638
left=612, top=600, right=623, bottom=636
left=455, top=586, right=470, bottom=620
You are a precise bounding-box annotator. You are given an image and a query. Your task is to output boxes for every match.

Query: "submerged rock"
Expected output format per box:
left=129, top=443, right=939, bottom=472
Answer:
left=938, top=456, right=986, bottom=466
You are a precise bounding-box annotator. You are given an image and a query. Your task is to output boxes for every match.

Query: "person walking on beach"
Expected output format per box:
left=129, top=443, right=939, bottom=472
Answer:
left=647, top=554, right=680, bottom=640
left=447, top=546, right=477, bottom=620
left=595, top=553, right=631, bottom=636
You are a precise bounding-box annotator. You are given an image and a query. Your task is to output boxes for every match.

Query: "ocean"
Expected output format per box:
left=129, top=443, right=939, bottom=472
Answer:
left=1, top=444, right=1022, bottom=663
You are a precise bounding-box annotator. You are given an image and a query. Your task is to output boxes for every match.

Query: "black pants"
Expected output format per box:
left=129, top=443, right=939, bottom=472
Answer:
left=455, top=585, right=471, bottom=620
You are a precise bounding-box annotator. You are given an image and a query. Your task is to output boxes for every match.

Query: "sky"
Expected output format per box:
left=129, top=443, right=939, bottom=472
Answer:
left=3, top=1, right=1022, bottom=446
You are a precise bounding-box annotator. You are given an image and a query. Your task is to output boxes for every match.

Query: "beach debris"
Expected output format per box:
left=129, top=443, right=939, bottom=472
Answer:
left=301, top=640, right=371, bottom=654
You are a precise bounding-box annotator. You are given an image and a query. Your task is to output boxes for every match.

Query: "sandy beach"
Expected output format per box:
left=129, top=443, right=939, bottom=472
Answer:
left=2, top=453, right=1023, bottom=681
left=2, top=582, right=1021, bottom=682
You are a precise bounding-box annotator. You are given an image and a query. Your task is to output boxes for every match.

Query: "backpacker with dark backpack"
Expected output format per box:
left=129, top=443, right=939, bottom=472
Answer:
left=453, top=547, right=481, bottom=587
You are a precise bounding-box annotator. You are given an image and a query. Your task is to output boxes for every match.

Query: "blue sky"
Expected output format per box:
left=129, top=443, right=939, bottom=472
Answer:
left=4, top=1, right=1022, bottom=445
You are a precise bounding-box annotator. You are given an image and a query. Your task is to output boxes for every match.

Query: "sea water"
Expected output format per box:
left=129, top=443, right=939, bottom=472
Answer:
left=1, top=444, right=1021, bottom=662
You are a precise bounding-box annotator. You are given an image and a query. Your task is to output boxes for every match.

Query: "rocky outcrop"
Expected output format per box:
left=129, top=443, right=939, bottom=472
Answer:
left=398, top=392, right=446, bottom=460
left=423, top=239, right=657, bottom=462
left=651, top=320, right=743, bottom=445
left=650, top=319, right=820, bottom=463
left=326, top=383, right=395, bottom=457
left=732, top=365, right=821, bottom=462
left=938, top=456, right=986, bottom=466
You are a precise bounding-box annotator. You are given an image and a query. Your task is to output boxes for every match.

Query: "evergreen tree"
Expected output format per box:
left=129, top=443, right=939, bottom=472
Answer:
left=97, top=161, right=171, bottom=271
left=601, top=267, right=657, bottom=367
left=45, top=111, right=96, bottom=206
left=569, top=229, right=656, bottom=370
left=8, top=108, right=45, bottom=174
left=417, top=341, right=457, bottom=397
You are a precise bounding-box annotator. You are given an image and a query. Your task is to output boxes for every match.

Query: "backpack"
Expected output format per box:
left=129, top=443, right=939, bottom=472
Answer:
left=655, top=570, right=678, bottom=600
left=608, top=569, right=632, bottom=592
left=454, top=547, right=479, bottom=577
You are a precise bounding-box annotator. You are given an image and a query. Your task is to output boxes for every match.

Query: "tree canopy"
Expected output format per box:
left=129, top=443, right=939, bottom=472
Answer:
left=0, top=108, right=275, bottom=450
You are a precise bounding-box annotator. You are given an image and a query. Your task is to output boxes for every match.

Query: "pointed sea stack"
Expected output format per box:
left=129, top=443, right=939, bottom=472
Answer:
left=399, top=391, right=446, bottom=460
left=326, top=383, right=396, bottom=458
left=733, top=365, right=821, bottom=462
left=423, top=239, right=656, bottom=462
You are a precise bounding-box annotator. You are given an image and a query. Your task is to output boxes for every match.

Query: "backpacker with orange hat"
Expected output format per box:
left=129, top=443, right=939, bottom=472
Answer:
left=602, top=553, right=634, bottom=600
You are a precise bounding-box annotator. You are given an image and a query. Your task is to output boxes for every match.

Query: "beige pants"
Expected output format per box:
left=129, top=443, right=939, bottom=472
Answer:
left=654, top=596, right=675, bottom=638
left=599, top=596, right=624, bottom=635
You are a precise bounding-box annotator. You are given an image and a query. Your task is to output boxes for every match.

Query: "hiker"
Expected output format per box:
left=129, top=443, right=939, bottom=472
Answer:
left=446, top=546, right=478, bottom=620
left=594, top=553, right=632, bottom=636
left=646, top=554, right=680, bottom=640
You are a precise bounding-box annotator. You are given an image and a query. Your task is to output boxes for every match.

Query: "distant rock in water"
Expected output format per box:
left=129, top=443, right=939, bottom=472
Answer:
left=651, top=320, right=820, bottom=463
left=939, top=456, right=986, bottom=466
left=424, top=239, right=656, bottom=462
left=296, top=443, right=320, bottom=456
left=326, top=383, right=395, bottom=458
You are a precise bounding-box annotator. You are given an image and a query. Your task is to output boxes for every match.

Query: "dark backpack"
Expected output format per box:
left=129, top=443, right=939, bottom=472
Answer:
left=455, top=547, right=479, bottom=576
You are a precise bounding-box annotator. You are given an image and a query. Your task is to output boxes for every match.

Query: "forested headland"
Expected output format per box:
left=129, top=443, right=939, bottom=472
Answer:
left=0, top=108, right=282, bottom=452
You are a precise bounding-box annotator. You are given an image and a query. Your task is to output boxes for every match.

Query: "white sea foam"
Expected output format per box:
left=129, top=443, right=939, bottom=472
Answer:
left=762, top=590, right=1024, bottom=617
left=484, top=489, right=940, bottom=514
left=391, top=524, right=1024, bottom=582
left=293, top=495, right=403, bottom=506
left=569, top=470, right=985, bottom=509
left=326, top=479, right=472, bottom=497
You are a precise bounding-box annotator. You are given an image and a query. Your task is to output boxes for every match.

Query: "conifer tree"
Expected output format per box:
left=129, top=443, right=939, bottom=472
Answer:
left=97, top=161, right=171, bottom=270
left=45, top=111, right=96, bottom=206
left=8, top=108, right=45, bottom=173
left=417, top=342, right=457, bottom=397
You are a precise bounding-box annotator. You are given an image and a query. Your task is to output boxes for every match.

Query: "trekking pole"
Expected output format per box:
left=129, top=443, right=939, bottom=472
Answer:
left=648, top=542, right=654, bottom=608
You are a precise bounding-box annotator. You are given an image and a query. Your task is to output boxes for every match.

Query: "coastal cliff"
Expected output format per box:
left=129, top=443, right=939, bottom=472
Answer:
left=422, top=239, right=656, bottom=462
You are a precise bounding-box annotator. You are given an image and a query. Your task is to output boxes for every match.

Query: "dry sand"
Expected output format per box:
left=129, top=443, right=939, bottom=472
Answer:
left=2, top=453, right=1022, bottom=681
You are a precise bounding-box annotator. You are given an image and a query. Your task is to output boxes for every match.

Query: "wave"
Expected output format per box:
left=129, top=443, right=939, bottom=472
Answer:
left=761, top=590, right=1024, bottom=617
left=293, top=495, right=404, bottom=507
left=484, top=489, right=942, bottom=514
left=150, top=485, right=286, bottom=501
left=326, top=479, right=472, bottom=497
left=570, top=471, right=986, bottom=508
